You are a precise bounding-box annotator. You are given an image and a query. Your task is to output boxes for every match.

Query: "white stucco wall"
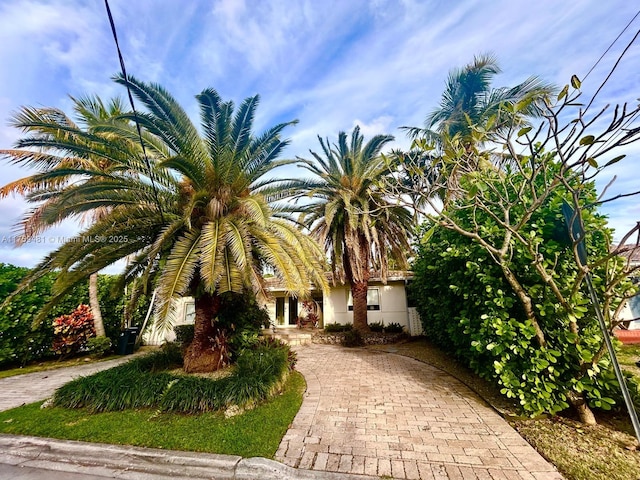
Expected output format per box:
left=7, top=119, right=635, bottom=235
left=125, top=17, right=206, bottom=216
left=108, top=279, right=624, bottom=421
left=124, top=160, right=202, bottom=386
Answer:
left=323, top=281, right=410, bottom=331
left=143, top=297, right=194, bottom=346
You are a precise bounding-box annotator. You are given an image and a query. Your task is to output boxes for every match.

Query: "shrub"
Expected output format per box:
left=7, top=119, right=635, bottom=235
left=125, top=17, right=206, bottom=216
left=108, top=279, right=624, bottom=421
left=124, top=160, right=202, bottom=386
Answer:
left=369, top=322, right=384, bottom=332
left=53, top=340, right=292, bottom=414
left=0, top=264, right=145, bottom=367
left=0, top=264, right=89, bottom=366
left=174, top=325, right=195, bottom=347
left=52, top=305, right=95, bottom=356
left=87, top=336, right=112, bottom=357
left=410, top=180, right=632, bottom=418
left=324, top=322, right=352, bottom=333
left=383, top=322, right=404, bottom=334
left=253, top=337, right=297, bottom=371
left=341, top=329, right=364, bottom=347
left=217, top=291, right=270, bottom=358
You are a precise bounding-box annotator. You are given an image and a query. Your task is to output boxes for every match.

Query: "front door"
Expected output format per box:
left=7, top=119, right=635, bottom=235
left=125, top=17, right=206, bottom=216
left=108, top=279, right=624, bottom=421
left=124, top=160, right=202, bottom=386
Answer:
left=288, top=297, right=298, bottom=325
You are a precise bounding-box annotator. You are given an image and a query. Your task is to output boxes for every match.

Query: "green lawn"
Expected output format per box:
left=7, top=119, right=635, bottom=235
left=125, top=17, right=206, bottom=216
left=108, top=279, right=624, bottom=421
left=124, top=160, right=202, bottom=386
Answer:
left=0, top=371, right=304, bottom=458
left=617, top=343, right=640, bottom=376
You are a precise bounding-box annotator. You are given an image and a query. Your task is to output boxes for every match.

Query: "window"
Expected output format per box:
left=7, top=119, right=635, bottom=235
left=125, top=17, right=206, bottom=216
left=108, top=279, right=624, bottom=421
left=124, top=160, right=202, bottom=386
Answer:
left=184, top=300, right=195, bottom=324
left=348, top=288, right=380, bottom=311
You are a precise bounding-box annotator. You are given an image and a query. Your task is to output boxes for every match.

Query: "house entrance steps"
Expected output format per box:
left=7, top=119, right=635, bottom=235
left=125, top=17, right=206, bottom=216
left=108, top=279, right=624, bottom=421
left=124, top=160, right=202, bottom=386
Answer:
left=261, top=328, right=319, bottom=346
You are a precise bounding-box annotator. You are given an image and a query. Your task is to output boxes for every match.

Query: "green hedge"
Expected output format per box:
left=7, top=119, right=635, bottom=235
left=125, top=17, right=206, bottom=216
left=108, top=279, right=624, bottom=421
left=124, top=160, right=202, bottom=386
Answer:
left=0, top=264, right=130, bottom=367
left=410, top=184, right=631, bottom=417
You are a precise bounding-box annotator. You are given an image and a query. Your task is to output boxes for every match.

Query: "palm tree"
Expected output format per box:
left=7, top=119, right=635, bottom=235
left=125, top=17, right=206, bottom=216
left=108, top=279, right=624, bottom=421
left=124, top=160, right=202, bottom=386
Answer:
left=402, top=54, right=555, bottom=204
left=0, top=95, right=134, bottom=338
left=420, top=53, right=555, bottom=142
left=1, top=75, right=328, bottom=372
left=287, top=126, right=413, bottom=331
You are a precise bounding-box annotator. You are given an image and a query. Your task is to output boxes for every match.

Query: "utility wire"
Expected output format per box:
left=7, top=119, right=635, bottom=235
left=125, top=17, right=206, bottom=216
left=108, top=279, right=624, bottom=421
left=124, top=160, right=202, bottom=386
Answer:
left=104, top=0, right=164, bottom=222
left=582, top=9, right=640, bottom=82
left=585, top=27, right=640, bottom=113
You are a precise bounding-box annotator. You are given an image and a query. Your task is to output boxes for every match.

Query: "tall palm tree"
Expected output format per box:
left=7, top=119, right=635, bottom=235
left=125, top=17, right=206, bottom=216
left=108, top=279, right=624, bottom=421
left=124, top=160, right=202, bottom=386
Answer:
left=287, top=126, right=412, bottom=331
left=422, top=53, right=555, bottom=141
left=1, top=75, right=328, bottom=372
left=402, top=54, right=555, bottom=203
left=0, top=95, right=134, bottom=338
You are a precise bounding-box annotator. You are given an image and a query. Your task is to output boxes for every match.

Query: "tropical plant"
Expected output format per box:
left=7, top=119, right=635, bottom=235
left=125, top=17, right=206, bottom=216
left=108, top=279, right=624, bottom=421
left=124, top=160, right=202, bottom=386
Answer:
left=51, top=304, right=96, bottom=356
left=393, top=71, right=640, bottom=423
left=398, top=55, right=556, bottom=207
left=286, top=126, right=412, bottom=331
left=1, top=75, right=328, bottom=372
left=0, top=96, right=135, bottom=338
left=406, top=53, right=555, bottom=142
left=52, top=341, right=294, bottom=413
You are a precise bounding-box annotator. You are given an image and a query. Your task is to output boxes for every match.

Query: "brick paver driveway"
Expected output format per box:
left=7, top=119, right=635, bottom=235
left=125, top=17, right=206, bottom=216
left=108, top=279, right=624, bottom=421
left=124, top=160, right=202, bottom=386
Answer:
left=277, top=344, right=564, bottom=480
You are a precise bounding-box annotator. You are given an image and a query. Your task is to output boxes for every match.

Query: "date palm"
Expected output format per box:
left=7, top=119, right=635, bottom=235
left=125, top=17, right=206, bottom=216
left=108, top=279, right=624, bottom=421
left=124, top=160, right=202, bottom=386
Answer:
left=287, top=126, right=412, bottom=331
left=1, top=75, right=327, bottom=372
left=0, top=95, right=134, bottom=338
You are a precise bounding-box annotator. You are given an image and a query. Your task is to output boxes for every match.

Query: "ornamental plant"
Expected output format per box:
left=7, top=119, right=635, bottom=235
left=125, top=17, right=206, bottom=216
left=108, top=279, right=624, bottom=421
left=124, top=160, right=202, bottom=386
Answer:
left=52, top=304, right=96, bottom=356
left=393, top=69, right=640, bottom=424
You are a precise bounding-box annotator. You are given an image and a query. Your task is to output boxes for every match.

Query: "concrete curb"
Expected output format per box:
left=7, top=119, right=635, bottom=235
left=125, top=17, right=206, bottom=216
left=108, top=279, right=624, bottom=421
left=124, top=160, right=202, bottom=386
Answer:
left=0, top=434, right=378, bottom=480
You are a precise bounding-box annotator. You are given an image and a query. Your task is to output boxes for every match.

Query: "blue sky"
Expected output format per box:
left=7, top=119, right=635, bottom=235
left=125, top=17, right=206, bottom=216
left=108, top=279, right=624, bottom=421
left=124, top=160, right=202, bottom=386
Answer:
left=0, top=0, right=639, bottom=271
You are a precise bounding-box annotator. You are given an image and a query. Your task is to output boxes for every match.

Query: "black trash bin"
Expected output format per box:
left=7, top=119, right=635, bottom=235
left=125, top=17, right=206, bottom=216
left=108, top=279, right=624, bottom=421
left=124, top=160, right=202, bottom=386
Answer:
left=117, top=327, right=140, bottom=355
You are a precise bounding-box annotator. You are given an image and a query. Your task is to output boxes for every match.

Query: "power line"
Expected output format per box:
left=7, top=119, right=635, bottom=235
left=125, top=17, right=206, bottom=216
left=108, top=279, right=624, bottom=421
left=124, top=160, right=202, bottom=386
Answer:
left=585, top=27, right=640, bottom=113
left=104, top=0, right=164, bottom=222
left=583, top=9, right=640, bottom=82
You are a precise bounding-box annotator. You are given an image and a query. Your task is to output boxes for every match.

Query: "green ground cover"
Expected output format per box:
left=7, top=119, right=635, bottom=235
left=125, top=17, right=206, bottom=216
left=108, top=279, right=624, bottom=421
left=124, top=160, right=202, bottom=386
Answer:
left=0, top=371, right=304, bottom=458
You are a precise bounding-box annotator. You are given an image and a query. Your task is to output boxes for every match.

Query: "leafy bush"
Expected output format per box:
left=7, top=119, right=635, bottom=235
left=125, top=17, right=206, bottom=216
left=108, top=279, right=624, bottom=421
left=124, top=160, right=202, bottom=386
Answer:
left=52, top=305, right=95, bottom=356
left=253, top=337, right=297, bottom=371
left=383, top=322, right=404, bottom=334
left=0, top=264, right=142, bottom=367
left=0, top=264, right=89, bottom=366
left=53, top=340, right=293, bottom=414
left=341, top=329, right=364, bottom=347
left=217, top=291, right=270, bottom=358
left=174, top=325, right=194, bottom=347
left=324, top=322, right=352, bottom=333
left=410, top=179, right=631, bottom=417
left=369, top=322, right=384, bottom=332
left=87, top=336, right=112, bottom=357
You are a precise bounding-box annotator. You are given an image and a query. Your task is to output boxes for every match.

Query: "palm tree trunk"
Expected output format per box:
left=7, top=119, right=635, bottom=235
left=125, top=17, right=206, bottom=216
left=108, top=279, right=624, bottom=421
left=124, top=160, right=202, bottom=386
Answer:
left=344, top=232, right=371, bottom=332
left=89, top=273, right=106, bottom=337
left=183, top=292, right=229, bottom=373
left=351, top=280, right=370, bottom=332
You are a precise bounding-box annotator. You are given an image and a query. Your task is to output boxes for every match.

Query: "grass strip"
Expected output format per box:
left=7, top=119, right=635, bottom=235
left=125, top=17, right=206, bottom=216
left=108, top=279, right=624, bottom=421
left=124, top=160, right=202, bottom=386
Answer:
left=0, top=371, right=304, bottom=458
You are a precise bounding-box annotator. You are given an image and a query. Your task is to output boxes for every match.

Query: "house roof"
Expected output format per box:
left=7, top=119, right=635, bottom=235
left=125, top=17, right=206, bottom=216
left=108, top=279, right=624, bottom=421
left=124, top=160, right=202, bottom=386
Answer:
left=615, top=244, right=640, bottom=267
left=263, top=270, right=414, bottom=292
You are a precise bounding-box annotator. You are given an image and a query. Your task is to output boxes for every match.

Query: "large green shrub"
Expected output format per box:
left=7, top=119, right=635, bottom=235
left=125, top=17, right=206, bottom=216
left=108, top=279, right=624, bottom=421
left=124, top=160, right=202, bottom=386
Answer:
left=0, top=264, right=140, bottom=367
left=0, top=264, right=89, bottom=366
left=216, top=291, right=270, bottom=358
left=411, top=179, right=632, bottom=417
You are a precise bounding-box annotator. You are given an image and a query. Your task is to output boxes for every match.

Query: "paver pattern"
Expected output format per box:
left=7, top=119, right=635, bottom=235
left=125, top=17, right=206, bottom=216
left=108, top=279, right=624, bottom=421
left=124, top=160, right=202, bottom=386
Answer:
left=0, top=356, right=137, bottom=412
left=277, top=344, right=564, bottom=479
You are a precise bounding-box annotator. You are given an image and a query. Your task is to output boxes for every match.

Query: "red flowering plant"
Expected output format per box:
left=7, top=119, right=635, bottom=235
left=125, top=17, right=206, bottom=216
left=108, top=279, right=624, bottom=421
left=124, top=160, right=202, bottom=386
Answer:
left=296, top=301, right=319, bottom=329
left=52, top=304, right=96, bottom=356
